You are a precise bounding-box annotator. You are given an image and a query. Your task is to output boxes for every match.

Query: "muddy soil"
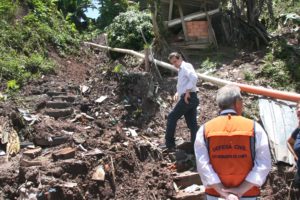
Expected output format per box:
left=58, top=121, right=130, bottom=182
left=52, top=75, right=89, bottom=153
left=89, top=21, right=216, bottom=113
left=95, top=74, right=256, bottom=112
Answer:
left=0, top=36, right=299, bottom=200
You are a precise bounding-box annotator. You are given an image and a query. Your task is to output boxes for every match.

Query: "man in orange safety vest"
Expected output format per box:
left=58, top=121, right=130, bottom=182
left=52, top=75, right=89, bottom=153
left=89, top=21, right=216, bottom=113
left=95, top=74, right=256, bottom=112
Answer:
left=194, top=84, right=271, bottom=200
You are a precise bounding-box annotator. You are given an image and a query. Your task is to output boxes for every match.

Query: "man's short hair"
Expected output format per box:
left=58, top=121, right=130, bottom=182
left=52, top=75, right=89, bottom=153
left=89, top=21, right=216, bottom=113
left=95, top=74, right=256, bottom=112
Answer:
left=168, top=52, right=182, bottom=60
left=216, top=84, right=242, bottom=110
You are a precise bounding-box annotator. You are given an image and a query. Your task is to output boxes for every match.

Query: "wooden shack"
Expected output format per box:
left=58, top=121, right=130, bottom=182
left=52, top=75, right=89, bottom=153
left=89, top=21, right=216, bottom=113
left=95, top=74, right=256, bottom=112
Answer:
left=160, top=0, right=220, bottom=49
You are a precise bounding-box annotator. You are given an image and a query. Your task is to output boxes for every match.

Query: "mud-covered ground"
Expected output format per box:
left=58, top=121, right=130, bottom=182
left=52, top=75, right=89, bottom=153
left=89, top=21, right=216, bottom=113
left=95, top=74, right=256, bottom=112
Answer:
left=0, top=36, right=299, bottom=200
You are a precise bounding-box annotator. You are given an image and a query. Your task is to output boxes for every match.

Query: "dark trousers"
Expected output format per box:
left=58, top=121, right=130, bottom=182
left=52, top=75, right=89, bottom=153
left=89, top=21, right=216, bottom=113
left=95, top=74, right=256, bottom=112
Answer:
left=165, top=92, right=199, bottom=148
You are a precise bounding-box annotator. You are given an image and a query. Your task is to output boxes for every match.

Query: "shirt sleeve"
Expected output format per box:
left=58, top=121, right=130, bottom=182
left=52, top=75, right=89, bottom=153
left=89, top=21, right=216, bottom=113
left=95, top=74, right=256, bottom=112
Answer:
left=291, top=128, right=300, bottom=140
left=184, top=63, right=198, bottom=91
left=194, top=125, right=221, bottom=187
left=245, top=122, right=272, bottom=186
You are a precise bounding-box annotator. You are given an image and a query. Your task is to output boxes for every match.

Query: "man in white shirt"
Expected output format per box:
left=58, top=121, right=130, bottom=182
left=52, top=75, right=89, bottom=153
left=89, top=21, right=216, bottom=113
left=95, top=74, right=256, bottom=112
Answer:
left=164, top=52, right=199, bottom=151
left=194, top=84, right=271, bottom=200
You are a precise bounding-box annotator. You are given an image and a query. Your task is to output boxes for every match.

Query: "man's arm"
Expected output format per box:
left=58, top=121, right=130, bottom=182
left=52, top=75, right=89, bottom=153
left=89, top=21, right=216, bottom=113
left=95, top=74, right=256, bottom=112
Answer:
left=194, top=126, right=222, bottom=186
left=224, top=122, right=272, bottom=197
left=184, top=64, right=198, bottom=91
left=183, top=64, right=198, bottom=103
left=287, top=136, right=298, bottom=161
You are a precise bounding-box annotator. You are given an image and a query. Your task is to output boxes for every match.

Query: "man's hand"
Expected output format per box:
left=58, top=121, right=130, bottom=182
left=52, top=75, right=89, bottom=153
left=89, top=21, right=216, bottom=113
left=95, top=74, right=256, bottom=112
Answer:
left=226, top=193, right=239, bottom=200
left=222, top=188, right=242, bottom=198
left=173, top=93, right=179, bottom=102
left=222, top=181, right=257, bottom=198
left=184, top=91, right=190, bottom=104
left=209, top=183, right=231, bottom=199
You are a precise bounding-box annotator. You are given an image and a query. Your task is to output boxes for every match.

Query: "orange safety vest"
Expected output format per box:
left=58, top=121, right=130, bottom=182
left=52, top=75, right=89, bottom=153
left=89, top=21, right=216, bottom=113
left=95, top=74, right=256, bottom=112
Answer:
left=204, top=114, right=260, bottom=197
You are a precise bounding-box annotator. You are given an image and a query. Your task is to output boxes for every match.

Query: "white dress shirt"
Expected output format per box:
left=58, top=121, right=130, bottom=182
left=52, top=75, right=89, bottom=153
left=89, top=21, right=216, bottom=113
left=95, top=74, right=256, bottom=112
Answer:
left=177, top=61, right=198, bottom=96
left=194, top=109, right=272, bottom=187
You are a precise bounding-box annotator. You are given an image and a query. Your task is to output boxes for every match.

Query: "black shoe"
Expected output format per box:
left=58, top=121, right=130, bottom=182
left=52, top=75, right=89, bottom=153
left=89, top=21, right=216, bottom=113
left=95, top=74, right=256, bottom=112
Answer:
left=158, top=144, right=176, bottom=153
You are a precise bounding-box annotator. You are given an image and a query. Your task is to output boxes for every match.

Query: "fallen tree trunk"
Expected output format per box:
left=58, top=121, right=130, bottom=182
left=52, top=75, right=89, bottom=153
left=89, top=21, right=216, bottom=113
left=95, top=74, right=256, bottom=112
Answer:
left=84, top=42, right=300, bottom=102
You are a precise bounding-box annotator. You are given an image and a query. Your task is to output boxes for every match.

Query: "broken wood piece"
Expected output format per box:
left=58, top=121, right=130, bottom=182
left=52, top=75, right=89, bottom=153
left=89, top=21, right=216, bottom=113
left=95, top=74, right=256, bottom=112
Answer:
left=95, top=96, right=108, bottom=104
left=23, top=147, right=42, bottom=159
left=173, top=190, right=205, bottom=200
left=173, top=171, right=202, bottom=189
left=84, top=148, right=104, bottom=156
left=57, top=182, right=78, bottom=188
left=52, top=147, right=76, bottom=161
left=20, top=158, right=45, bottom=167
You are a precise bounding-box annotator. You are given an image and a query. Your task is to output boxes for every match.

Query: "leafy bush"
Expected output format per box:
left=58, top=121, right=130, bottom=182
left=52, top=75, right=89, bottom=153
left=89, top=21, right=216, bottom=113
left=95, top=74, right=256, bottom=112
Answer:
left=259, top=39, right=300, bottom=90
left=106, top=10, right=154, bottom=58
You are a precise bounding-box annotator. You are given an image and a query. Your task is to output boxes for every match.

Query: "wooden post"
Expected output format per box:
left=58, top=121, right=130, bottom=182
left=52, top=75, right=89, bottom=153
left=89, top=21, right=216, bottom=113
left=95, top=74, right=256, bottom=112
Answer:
left=176, top=0, right=188, bottom=41
left=144, top=47, right=150, bottom=72
left=168, top=0, right=174, bottom=21
left=205, top=4, right=218, bottom=48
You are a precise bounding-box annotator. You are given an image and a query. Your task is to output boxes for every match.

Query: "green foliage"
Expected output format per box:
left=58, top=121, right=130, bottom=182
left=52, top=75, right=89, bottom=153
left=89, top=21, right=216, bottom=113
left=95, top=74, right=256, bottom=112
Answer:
left=199, top=57, right=219, bottom=73
left=244, top=70, right=255, bottom=81
left=106, top=10, right=154, bottom=58
left=260, top=60, right=291, bottom=88
left=6, top=80, right=20, bottom=91
left=259, top=39, right=300, bottom=89
left=0, top=0, right=17, bottom=21
left=97, top=0, right=129, bottom=29
left=113, top=64, right=124, bottom=73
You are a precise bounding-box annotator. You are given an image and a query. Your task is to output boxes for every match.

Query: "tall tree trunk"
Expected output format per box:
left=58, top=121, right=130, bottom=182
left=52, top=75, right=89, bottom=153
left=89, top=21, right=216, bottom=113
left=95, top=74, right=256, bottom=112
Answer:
left=148, top=0, right=170, bottom=57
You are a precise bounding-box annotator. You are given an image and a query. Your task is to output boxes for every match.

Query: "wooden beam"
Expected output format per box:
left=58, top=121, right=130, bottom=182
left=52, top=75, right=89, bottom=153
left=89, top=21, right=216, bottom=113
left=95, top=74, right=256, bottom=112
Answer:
left=168, top=0, right=174, bottom=21
left=206, top=11, right=218, bottom=48
left=167, top=8, right=219, bottom=27
left=177, top=0, right=188, bottom=41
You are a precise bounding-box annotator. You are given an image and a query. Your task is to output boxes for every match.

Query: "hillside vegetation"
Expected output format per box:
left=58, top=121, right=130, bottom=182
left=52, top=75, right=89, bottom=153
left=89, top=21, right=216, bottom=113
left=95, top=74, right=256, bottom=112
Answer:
left=0, top=0, right=82, bottom=91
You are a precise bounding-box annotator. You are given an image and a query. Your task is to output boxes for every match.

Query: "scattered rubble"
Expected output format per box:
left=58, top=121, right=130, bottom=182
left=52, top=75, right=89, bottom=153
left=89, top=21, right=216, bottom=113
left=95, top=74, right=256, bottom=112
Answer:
left=0, top=37, right=299, bottom=200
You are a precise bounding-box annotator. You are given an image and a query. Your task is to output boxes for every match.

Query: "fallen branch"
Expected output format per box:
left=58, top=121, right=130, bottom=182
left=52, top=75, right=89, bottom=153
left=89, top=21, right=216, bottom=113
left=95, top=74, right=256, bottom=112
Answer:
left=84, top=42, right=300, bottom=102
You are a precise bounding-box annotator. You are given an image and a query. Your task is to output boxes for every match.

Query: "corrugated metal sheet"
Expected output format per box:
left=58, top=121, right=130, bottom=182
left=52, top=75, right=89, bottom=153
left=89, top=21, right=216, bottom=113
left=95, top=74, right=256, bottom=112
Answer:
left=259, top=98, right=298, bottom=165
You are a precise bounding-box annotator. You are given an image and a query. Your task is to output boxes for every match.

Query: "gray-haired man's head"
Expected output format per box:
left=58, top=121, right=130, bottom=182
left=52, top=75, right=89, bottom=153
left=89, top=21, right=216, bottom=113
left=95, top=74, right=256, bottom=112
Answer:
left=216, top=84, right=243, bottom=111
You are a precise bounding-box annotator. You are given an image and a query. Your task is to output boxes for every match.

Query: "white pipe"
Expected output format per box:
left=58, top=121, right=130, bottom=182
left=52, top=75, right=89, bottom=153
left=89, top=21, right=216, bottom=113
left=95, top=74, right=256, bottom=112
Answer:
left=84, top=42, right=300, bottom=102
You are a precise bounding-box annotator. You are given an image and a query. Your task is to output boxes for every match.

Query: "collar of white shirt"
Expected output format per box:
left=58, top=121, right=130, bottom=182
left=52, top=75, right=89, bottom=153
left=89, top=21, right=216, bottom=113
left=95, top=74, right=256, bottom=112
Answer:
left=220, top=109, right=237, bottom=115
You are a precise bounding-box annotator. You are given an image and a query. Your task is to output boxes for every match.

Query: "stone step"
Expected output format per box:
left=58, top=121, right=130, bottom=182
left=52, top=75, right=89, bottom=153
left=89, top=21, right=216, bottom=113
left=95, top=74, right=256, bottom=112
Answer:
left=173, top=190, right=205, bottom=200
left=52, top=95, right=77, bottom=102
left=174, top=171, right=202, bottom=189
left=46, top=91, right=67, bottom=97
left=44, top=108, right=73, bottom=119
left=46, top=101, right=71, bottom=109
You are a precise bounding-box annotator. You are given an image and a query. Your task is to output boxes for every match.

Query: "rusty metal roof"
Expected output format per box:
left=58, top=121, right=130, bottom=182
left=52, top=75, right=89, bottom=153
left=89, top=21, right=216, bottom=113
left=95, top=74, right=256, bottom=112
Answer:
left=259, top=98, right=298, bottom=165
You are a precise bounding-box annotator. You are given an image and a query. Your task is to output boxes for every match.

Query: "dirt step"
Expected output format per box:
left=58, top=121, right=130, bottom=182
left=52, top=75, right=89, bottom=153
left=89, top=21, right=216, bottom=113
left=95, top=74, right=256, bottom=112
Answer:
left=44, top=108, right=73, bottom=118
left=174, top=190, right=205, bottom=200
left=174, top=171, right=202, bottom=189
left=34, top=136, right=70, bottom=147
left=46, top=91, right=67, bottom=97
left=46, top=101, right=71, bottom=109
left=52, top=95, right=77, bottom=102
